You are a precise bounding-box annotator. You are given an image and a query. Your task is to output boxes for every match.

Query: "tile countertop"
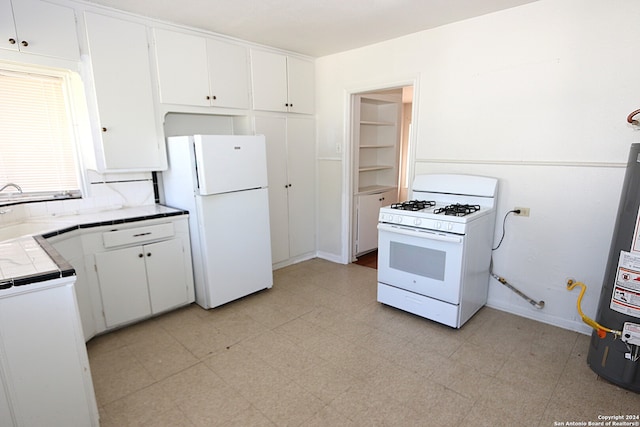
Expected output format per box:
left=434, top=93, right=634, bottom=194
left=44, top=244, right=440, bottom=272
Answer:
left=0, top=205, right=188, bottom=291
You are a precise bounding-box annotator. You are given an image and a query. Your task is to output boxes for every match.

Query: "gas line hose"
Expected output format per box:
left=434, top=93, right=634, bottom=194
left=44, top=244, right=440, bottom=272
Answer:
left=490, top=270, right=545, bottom=309
left=566, top=279, right=622, bottom=339
left=489, top=259, right=545, bottom=309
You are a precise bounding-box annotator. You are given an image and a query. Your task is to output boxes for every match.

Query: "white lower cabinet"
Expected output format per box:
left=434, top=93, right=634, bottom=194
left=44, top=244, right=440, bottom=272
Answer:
left=46, top=215, right=194, bottom=340
left=355, top=189, right=397, bottom=256
left=96, top=238, right=188, bottom=327
left=49, top=231, right=96, bottom=341
left=0, top=278, right=99, bottom=426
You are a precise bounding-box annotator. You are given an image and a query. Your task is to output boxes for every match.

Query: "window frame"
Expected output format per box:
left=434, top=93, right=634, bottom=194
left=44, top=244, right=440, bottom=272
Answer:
left=0, top=61, right=87, bottom=206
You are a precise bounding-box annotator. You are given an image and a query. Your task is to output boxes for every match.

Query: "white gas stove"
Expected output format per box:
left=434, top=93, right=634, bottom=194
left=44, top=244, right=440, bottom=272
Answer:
left=377, top=174, right=498, bottom=328
left=379, top=173, right=498, bottom=234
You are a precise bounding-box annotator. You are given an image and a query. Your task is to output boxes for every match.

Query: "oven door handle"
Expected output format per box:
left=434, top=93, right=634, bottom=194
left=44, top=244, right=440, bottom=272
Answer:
left=377, top=223, right=463, bottom=243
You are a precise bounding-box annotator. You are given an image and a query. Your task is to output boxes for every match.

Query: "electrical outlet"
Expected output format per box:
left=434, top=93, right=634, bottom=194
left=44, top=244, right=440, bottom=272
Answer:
left=514, top=207, right=530, bottom=217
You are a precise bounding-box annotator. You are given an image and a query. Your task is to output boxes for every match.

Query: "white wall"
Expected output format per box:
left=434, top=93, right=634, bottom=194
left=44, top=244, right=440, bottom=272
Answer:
left=315, top=0, right=640, bottom=333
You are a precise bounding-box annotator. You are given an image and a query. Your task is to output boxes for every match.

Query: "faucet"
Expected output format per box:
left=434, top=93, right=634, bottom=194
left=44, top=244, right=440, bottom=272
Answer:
left=0, top=183, right=23, bottom=193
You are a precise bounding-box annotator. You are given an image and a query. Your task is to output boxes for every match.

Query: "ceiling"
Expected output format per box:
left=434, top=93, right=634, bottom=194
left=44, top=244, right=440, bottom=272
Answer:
left=83, top=0, right=540, bottom=57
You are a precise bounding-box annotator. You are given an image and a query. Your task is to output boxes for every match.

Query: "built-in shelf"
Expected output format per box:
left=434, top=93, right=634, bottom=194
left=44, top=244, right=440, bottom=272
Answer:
left=359, top=144, right=395, bottom=149
left=360, top=120, right=395, bottom=126
left=359, top=165, right=394, bottom=172
left=357, top=185, right=397, bottom=195
left=352, top=90, right=402, bottom=256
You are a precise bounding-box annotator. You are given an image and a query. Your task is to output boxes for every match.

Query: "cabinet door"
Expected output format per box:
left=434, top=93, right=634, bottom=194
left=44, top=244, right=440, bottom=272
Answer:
left=286, top=117, right=316, bottom=257
left=287, top=57, right=314, bottom=114
left=9, top=0, right=79, bottom=59
left=85, top=13, right=164, bottom=171
left=251, top=49, right=288, bottom=112
left=0, top=282, right=97, bottom=426
left=255, top=115, right=290, bottom=264
left=0, top=367, right=13, bottom=426
left=255, top=115, right=316, bottom=263
left=356, top=193, right=382, bottom=255
left=206, top=39, right=250, bottom=109
left=154, top=28, right=209, bottom=106
left=356, top=189, right=397, bottom=255
left=145, top=239, right=189, bottom=313
left=0, top=0, right=17, bottom=53
left=51, top=235, right=96, bottom=341
left=95, top=246, right=151, bottom=327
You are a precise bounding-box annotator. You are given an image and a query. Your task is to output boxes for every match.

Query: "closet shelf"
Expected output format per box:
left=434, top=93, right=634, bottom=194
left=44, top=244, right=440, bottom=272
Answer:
left=360, top=120, right=395, bottom=126
left=359, top=165, right=394, bottom=172
left=359, top=144, right=395, bottom=149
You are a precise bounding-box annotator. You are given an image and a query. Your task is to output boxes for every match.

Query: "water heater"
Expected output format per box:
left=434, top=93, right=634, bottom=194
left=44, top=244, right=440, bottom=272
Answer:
left=587, top=143, right=640, bottom=391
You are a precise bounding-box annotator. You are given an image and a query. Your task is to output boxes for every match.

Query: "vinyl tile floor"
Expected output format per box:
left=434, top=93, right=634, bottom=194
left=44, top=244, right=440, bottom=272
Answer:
left=88, top=258, right=640, bottom=426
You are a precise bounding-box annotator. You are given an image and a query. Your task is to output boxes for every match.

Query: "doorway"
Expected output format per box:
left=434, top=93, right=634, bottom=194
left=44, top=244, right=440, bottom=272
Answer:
left=349, top=85, right=414, bottom=264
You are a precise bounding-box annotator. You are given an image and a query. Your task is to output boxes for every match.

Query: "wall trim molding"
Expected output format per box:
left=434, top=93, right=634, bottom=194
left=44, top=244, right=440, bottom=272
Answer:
left=416, top=158, right=626, bottom=168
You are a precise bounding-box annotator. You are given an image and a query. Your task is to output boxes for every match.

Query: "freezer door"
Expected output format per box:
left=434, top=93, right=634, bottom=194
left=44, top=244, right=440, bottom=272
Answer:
left=194, top=135, right=268, bottom=195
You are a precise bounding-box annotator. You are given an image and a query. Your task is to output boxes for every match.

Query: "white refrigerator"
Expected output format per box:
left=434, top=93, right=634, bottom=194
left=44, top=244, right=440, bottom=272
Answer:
left=162, top=135, right=273, bottom=309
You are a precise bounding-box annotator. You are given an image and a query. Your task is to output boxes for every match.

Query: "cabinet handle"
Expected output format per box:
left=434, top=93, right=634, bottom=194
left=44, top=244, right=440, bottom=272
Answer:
left=102, top=127, right=107, bottom=132
left=138, top=253, right=144, bottom=258
left=20, top=40, right=28, bottom=47
left=147, top=252, right=152, bottom=257
left=285, top=103, right=289, bottom=107
left=212, top=95, right=217, bottom=100
left=8, top=38, right=16, bottom=45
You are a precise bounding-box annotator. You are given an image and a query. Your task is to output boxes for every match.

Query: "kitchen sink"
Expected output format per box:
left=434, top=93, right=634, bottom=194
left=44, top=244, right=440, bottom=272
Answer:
left=0, top=221, right=75, bottom=242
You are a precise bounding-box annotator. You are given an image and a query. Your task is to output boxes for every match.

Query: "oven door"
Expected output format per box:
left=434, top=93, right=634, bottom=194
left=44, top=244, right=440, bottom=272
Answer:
left=377, top=223, right=464, bottom=304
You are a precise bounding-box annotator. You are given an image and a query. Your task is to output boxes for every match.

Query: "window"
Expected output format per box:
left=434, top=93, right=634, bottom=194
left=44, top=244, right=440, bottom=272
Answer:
left=0, top=64, right=83, bottom=202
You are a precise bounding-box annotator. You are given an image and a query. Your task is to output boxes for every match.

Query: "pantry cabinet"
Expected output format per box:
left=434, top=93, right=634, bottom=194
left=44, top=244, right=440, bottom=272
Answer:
left=154, top=28, right=250, bottom=109
left=0, top=0, right=79, bottom=60
left=250, top=49, right=314, bottom=114
left=354, top=92, right=402, bottom=194
left=255, top=115, right=315, bottom=265
left=352, top=91, right=402, bottom=257
left=83, top=12, right=165, bottom=171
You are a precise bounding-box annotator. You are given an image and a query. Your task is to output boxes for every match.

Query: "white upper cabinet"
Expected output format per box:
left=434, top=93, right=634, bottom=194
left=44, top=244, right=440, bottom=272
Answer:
left=206, top=38, right=250, bottom=109
left=154, top=28, right=250, bottom=109
left=251, top=49, right=314, bottom=114
left=84, top=12, right=166, bottom=171
left=0, top=0, right=79, bottom=60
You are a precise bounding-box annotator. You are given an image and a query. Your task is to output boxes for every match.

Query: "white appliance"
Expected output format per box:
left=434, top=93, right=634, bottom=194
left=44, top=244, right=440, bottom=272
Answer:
left=377, top=174, right=498, bottom=328
left=162, top=135, right=273, bottom=309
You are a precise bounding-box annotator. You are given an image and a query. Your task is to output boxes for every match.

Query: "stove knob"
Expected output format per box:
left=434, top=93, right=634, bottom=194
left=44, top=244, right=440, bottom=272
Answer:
left=397, top=216, right=403, bottom=223
left=414, top=218, right=422, bottom=226
left=435, top=221, right=442, bottom=229
left=447, top=223, right=453, bottom=231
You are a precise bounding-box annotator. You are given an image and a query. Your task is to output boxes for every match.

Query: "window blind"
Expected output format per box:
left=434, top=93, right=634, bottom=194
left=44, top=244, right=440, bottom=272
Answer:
left=0, top=69, right=79, bottom=195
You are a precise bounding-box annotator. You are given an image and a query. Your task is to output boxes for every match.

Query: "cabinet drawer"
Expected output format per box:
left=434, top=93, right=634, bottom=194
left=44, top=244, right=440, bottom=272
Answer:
left=102, top=223, right=175, bottom=248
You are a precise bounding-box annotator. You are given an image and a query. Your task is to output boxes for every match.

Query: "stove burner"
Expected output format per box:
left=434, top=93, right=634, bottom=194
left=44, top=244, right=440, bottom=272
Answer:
left=433, top=203, right=481, bottom=217
left=390, top=200, right=436, bottom=211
